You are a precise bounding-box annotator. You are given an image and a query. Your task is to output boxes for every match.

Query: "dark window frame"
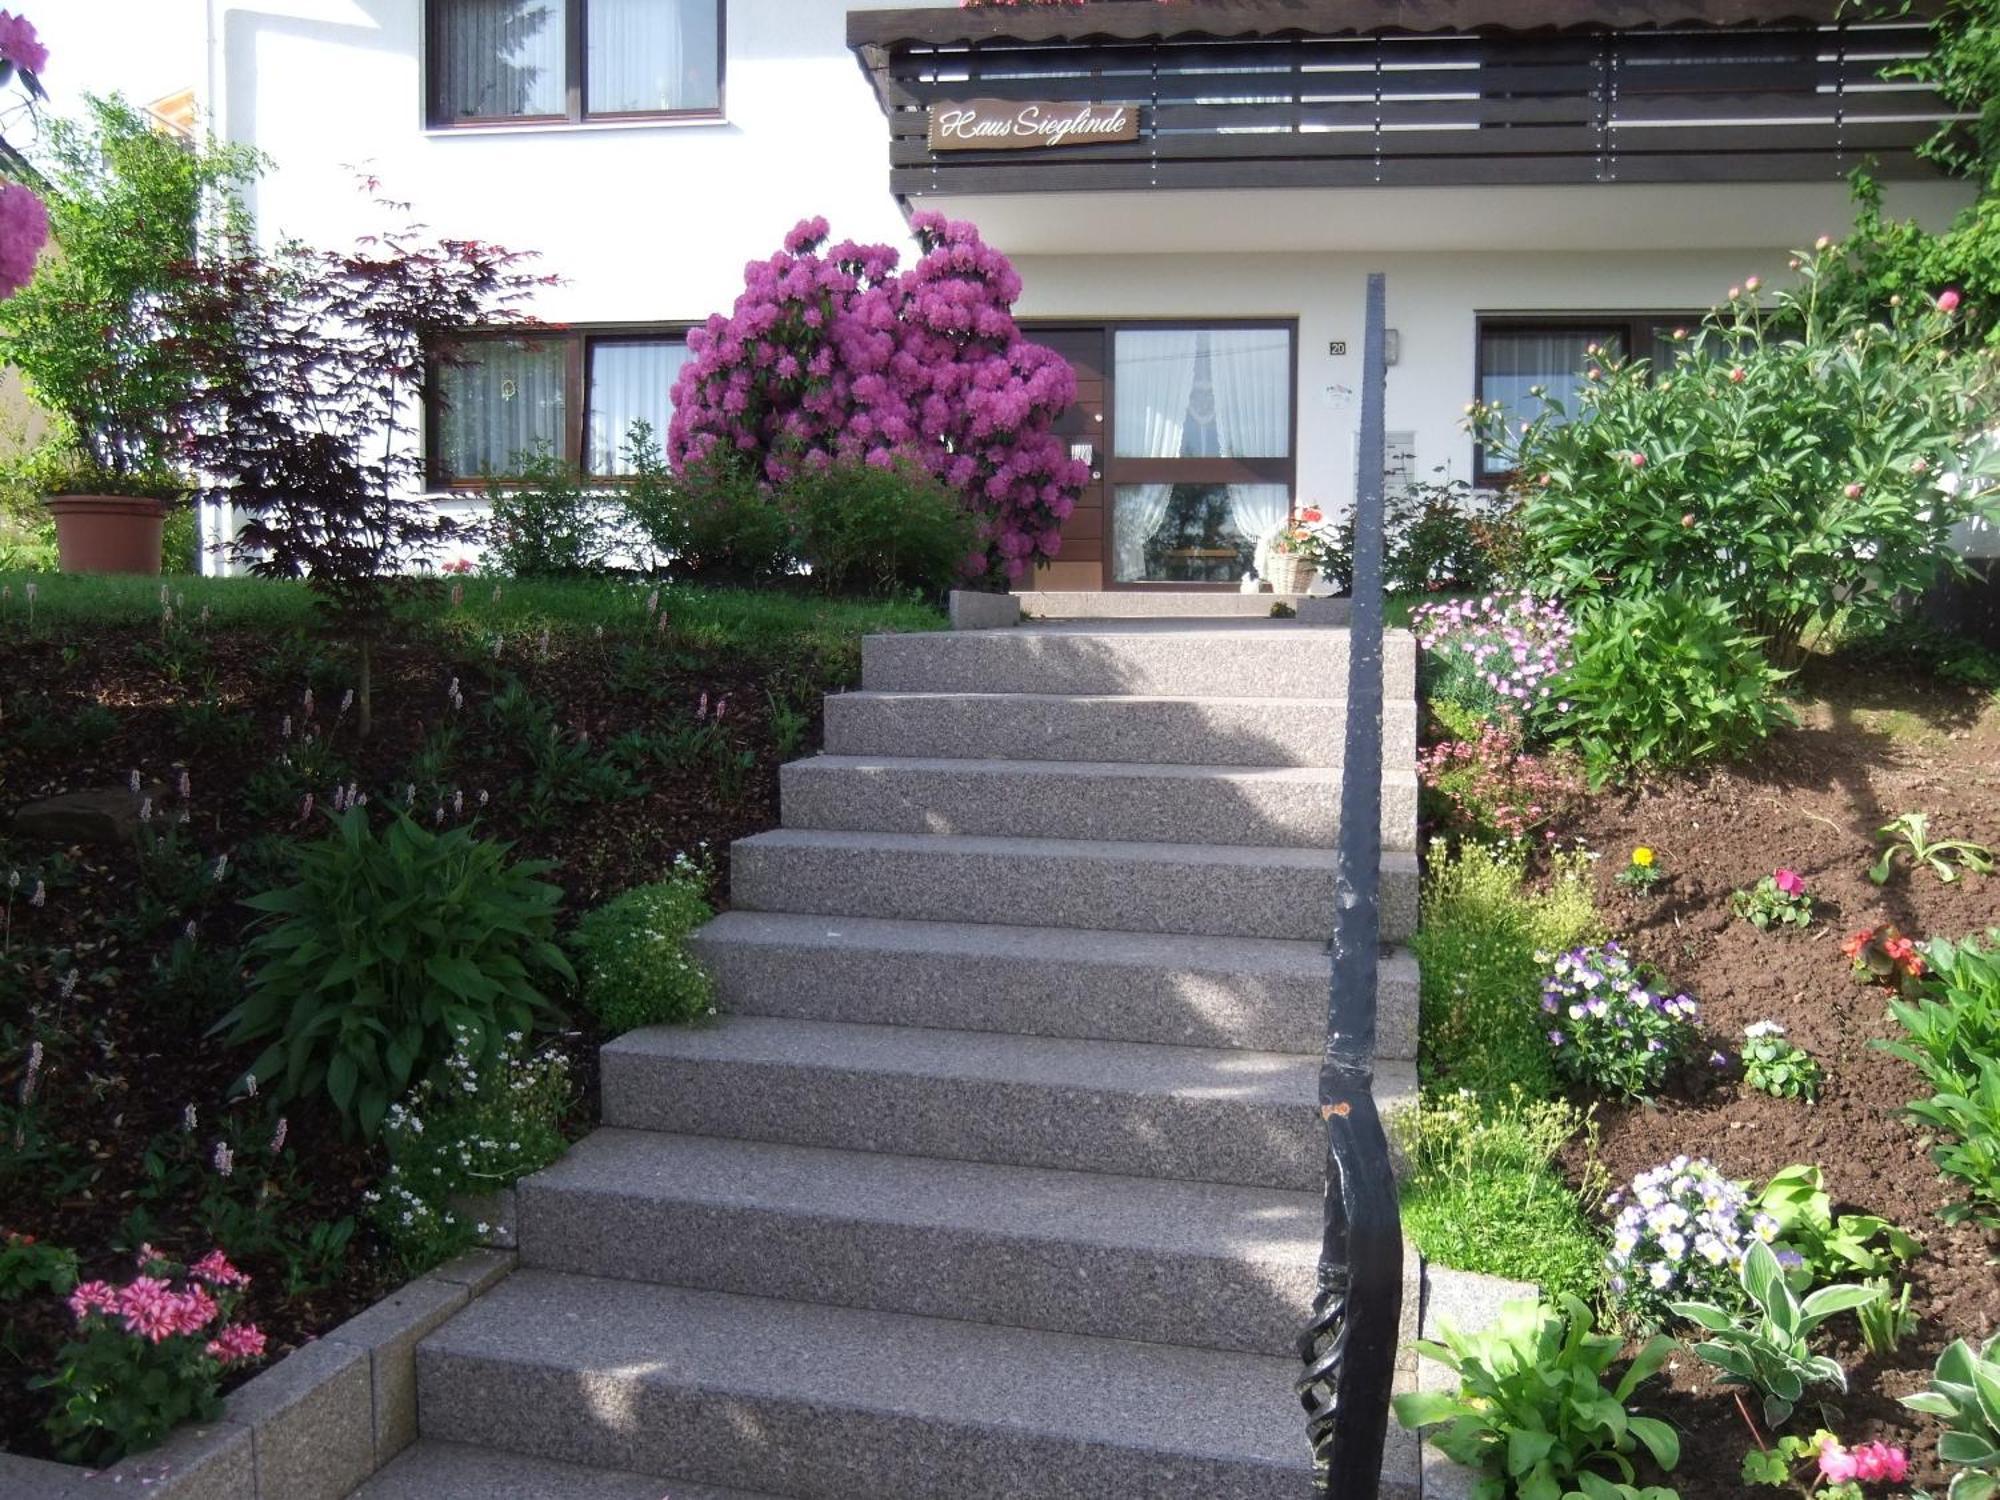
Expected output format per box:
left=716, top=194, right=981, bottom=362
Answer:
left=1100, top=318, right=1300, bottom=590
left=1472, top=312, right=1700, bottom=484
left=426, top=322, right=692, bottom=489
left=424, top=0, right=726, bottom=129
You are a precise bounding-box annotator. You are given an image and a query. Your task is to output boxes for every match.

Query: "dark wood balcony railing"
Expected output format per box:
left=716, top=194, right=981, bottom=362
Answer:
left=847, top=0, right=1957, bottom=197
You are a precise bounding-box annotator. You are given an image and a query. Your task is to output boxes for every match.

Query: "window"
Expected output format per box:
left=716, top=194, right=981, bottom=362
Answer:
left=1474, top=315, right=1695, bottom=481
left=428, top=0, right=722, bottom=126
left=1106, top=325, right=1295, bottom=585
left=430, top=327, right=691, bottom=485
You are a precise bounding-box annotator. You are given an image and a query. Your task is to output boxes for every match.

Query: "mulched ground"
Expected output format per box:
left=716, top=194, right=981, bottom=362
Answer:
left=1559, top=660, right=2000, bottom=1497
left=0, top=615, right=820, bottom=1460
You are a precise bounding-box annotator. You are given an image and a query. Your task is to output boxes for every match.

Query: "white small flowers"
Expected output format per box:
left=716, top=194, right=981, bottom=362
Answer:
left=183, top=1103, right=198, bottom=1133
left=212, top=1142, right=235, bottom=1178
left=28, top=880, right=43, bottom=908
left=1743, top=1020, right=1786, bottom=1040
left=270, top=1117, right=288, bottom=1154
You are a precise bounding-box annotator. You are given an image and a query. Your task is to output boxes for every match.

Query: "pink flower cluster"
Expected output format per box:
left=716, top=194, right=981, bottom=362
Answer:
left=0, top=10, right=45, bottom=75
left=668, top=214, right=1087, bottom=581
left=1818, top=1436, right=1909, bottom=1485
left=65, top=1249, right=263, bottom=1364
left=1413, top=592, right=1577, bottom=713
left=1417, top=720, right=1584, bottom=840
left=1773, top=868, right=1805, bottom=896
left=0, top=180, right=48, bottom=299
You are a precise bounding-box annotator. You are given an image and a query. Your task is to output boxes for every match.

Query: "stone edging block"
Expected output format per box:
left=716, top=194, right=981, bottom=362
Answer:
left=947, top=590, right=1021, bottom=630
left=0, top=1251, right=517, bottom=1499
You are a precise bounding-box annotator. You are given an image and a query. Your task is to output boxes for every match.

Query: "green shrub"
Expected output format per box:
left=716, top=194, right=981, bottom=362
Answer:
left=1900, top=1332, right=2000, bottom=1497
left=1396, top=1087, right=1607, bottom=1304
left=786, top=458, right=976, bottom=597
left=371, top=1034, right=570, bottom=1273
left=1318, top=470, right=1521, bottom=596
left=1471, top=245, right=2000, bottom=670
left=572, top=855, right=716, bottom=1033
left=220, top=808, right=572, bottom=1138
left=1394, top=1293, right=1680, bottom=1500
left=1553, top=590, right=1793, bottom=784
left=623, top=441, right=792, bottom=584
left=1414, top=839, right=1601, bottom=1098
left=486, top=440, right=620, bottom=578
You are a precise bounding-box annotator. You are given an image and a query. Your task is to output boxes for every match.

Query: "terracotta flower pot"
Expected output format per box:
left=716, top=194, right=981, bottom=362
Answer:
left=45, top=494, right=170, bottom=575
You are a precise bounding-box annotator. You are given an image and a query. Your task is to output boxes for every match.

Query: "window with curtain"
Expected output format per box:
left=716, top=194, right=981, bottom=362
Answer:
left=430, top=326, right=691, bottom=485
left=435, top=336, right=567, bottom=481
left=586, top=338, right=690, bottom=473
left=1108, top=325, right=1294, bottom=584
left=429, top=0, right=722, bottom=124
left=1474, top=316, right=1698, bottom=480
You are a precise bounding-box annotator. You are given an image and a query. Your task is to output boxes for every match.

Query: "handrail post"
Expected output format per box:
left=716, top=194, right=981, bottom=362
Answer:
left=1296, top=271, right=1402, bottom=1499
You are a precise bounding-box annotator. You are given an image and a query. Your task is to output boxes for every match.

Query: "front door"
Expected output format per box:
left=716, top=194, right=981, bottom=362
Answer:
left=1024, top=326, right=1108, bottom=591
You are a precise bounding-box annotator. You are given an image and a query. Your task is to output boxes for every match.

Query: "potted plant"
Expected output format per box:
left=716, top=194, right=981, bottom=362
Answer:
left=0, top=94, right=259, bottom=573
left=1261, top=504, right=1331, bottom=594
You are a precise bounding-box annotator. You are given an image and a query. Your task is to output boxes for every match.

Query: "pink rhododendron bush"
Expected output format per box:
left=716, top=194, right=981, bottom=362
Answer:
left=669, top=213, right=1088, bottom=582
left=0, top=7, right=49, bottom=298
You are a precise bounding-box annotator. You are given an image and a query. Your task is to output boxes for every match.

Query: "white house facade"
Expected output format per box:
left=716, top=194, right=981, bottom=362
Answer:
left=200, top=0, right=1973, bottom=586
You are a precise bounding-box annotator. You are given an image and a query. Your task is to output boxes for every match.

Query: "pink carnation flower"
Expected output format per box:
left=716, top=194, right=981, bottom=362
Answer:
left=170, top=1285, right=220, bottom=1337
left=206, top=1322, right=268, bottom=1365
left=67, top=1280, right=120, bottom=1322
left=118, top=1276, right=182, bottom=1343
left=191, top=1249, right=251, bottom=1288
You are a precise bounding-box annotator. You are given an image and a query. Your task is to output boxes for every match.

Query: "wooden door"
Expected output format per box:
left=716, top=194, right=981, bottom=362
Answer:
left=1024, top=326, right=1107, bottom=591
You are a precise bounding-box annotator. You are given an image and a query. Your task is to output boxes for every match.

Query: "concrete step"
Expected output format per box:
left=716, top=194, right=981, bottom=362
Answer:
left=731, top=828, right=1419, bottom=944
left=351, top=1441, right=778, bottom=1499
left=780, top=754, right=1420, bottom=851
left=414, top=1270, right=1340, bottom=1500
left=599, top=1016, right=1414, bottom=1193
left=691, top=910, right=1421, bottom=1059
left=1014, top=590, right=1334, bottom=621
left=518, top=1129, right=1318, bottom=1355
left=862, top=622, right=1415, bottom=699
left=822, top=689, right=1417, bottom=769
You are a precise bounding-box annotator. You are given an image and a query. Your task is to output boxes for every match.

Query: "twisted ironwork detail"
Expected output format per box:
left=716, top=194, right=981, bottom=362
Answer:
left=1296, top=1254, right=1352, bottom=1477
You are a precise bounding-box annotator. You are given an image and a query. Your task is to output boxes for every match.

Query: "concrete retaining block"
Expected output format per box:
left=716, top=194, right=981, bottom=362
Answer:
left=325, top=1274, right=473, bottom=1465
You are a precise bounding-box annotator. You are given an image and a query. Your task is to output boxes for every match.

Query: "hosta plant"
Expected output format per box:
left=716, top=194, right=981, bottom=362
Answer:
left=1392, top=1293, right=1681, bottom=1500
left=219, top=808, right=572, bottom=1138
left=1900, top=1332, right=2000, bottom=1499
left=1672, top=1240, right=1881, bottom=1430
left=1880, top=932, right=2000, bottom=1227
left=1751, top=1164, right=1920, bottom=1288
left=1870, top=812, right=1995, bottom=886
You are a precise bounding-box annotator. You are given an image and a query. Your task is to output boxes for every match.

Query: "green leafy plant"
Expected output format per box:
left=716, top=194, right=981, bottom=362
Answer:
left=1394, top=1086, right=1607, bottom=1304
left=1315, top=468, right=1522, bottom=597
left=626, top=444, right=793, bottom=584
left=1742, top=1428, right=1911, bottom=1498
left=0, top=1228, right=77, bottom=1300
left=1731, top=870, right=1813, bottom=932
left=571, top=854, right=716, bottom=1034
left=1901, top=1332, right=2000, bottom=1499
left=1392, top=1293, right=1681, bottom=1500
left=1869, top=812, right=1996, bottom=885
left=786, top=458, right=978, bottom=598
left=485, top=440, right=622, bottom=578
left=1855, top=1278, right=1917, bottom=1360
left=1614, top=846, right=1664, bottom=892
left=218, top=807, right=572, bottom=1137
left=1752, top=1165, right=1921, bottom=1285
left=1552, top=590, right=1794, bottom=784
left=1671, top=1240, right=1881, bottom=1430
left=1739, top=1025, right=1825, bottom=1104
left=1471, top=245, right=2000, bottom=669
left=1880, top=932, right=2000, bottom=1227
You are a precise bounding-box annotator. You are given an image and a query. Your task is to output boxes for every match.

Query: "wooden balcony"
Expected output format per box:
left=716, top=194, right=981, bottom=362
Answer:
left=847, top=0, right=1958, bottom=199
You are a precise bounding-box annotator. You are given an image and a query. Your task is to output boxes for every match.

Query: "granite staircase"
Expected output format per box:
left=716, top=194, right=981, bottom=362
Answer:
left=356, top=616, right=1422, bottom=1500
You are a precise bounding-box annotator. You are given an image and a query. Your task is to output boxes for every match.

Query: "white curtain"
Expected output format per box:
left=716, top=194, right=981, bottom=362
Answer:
left=1226, top=484, right=1291, bottom=563
left=1208, top=328, right=1291, bottom=458
left=1480, top=328, right=1621, bottom=444
left=587, top=339, right=690, bottom=473
left=589, top=0, right=717, bottom=113
left=437, top=338, right=566, bottom=479
left=1113, top=330, right=1201, bottom=460
left=1112, top=484, right=1176, bottom=582
left=436, top=0, right=565, bottom=119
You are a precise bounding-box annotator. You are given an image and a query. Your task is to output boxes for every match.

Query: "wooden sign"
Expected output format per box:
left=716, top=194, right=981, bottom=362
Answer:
left=928, top=99, right=1139, bottom=152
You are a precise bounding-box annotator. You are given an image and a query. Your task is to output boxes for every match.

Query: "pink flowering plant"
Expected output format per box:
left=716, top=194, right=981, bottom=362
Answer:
left=1735, top=868, right=1815, bottom=931
left=669, top=214, right=1088, bottom=583
left=1410, top=591, right=1576, bottom=727
left=0, top=7, right=48, bottom=300
left=1416, top=718, right=1585, bottom=842
left=1743, top=1428, right=1911, bottom=1496
left=1539, top=942, right=1703, bottom=1100
left=34, top=1245, right=265, bottom=1463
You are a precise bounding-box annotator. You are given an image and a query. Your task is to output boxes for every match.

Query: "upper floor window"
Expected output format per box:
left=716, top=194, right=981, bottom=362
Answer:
left=428, top=0, right=723, bottom=126
left=431, top=328, right=691, bottom=485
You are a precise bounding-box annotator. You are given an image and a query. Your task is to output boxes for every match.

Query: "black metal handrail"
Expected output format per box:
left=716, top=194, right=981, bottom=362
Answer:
left=1295, top=271, right=1402, bottom=1499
